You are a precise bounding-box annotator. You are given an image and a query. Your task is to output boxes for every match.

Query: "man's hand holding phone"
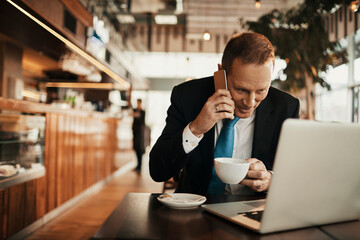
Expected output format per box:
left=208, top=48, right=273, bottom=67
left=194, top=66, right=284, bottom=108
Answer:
left=189, top=68, right=235, bottom=137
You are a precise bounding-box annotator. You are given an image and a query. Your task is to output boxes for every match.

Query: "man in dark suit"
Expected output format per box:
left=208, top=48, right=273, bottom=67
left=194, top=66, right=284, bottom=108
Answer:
left=132, top=99, right=146, bottom=173
left=149, top=32, right=300, bottom=195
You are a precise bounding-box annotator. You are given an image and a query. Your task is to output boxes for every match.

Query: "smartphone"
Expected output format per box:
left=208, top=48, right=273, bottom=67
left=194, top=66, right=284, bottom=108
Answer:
left=214, top=69, right=228, bottom=91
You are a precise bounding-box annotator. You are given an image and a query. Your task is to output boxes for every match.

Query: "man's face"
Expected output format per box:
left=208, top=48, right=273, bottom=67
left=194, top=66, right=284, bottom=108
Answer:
left=227, top=58, right=272, bottom=119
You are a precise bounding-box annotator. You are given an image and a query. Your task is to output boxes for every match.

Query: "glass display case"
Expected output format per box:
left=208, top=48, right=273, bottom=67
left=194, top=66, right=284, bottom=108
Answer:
left=0, top=114, right=45, bottom=188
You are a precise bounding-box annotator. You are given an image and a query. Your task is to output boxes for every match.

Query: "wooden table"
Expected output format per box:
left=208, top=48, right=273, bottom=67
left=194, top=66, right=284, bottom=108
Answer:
left=92, top=193, right=360, bottom=240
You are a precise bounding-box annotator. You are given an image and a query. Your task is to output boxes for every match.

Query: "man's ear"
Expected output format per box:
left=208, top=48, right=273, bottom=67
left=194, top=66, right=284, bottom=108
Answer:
left=217, top=64, right=223, bottom=71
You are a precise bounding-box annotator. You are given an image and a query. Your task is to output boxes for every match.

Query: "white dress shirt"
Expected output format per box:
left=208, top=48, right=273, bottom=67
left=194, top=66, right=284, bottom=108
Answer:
left=182, top=113, right=256, bottom=195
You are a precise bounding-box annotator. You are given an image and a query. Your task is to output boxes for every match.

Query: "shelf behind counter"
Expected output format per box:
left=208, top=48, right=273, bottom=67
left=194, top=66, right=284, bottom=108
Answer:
left=0, top=97, right=134, bottom=240
left=0, top=97, right=120, bottom=118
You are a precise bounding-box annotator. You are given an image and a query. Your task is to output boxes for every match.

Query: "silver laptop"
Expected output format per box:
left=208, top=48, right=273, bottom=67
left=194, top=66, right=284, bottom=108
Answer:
left=201, top=119, right=360, bottom=234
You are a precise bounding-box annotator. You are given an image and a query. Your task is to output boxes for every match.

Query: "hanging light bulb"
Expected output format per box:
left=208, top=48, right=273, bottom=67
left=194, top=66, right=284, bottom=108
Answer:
left=203, top=31, right=211, bottom=41
left=350, top=0, right=359, bottom=12
left=255, top=0, right=261, bottom=8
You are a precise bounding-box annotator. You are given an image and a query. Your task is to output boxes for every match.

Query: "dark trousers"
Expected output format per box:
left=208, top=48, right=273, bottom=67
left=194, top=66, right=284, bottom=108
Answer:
left=135, top=150, right=144, bottom=170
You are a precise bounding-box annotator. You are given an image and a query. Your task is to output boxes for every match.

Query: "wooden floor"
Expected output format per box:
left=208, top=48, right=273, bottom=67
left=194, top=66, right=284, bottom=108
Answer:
left=26, top=154, right=164, bottom=240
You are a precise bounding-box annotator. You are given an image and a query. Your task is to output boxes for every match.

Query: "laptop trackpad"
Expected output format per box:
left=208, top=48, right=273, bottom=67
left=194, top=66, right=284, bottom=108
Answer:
left=228, top=199, right=266, bottom=214
left=245, top=199, right=266, bottom=209
left=202, top=199, right=266, bottom=217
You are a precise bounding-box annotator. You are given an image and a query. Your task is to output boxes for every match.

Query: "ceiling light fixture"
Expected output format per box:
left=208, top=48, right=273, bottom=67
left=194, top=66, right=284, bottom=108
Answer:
left=255, top=0, right=261, bottom=8
left=203, top=31, right=211, bottom=41
left=155, top=15, right=177, bottom=25
left=350, top=0, right=359, bottom=12
left=45, top=82, right=123, bottom=90
left=117, top=14, right=135, bottom=24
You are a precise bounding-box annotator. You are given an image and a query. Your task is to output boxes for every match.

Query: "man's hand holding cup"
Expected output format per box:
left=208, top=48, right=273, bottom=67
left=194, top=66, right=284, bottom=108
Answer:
left=240, top=158, right=272, bottom=192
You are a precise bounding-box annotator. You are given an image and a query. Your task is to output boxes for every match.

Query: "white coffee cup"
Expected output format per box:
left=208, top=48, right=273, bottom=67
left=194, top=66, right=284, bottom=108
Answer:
left=214, top=158, right=250, bottom=184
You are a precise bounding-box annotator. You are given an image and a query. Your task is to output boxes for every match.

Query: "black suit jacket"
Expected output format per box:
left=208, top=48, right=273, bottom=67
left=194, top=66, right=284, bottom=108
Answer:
left=149, top=76, right=300, bottom=195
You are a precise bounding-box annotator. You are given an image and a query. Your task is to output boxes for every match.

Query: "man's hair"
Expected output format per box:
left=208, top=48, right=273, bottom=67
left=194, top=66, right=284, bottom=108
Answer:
left=221, top=32, right=275, bottom=74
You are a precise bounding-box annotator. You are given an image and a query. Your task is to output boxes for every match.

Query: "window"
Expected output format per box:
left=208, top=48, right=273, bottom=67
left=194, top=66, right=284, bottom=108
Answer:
left=64, top=9, right=77, bottom=34
left=157, top=26, right=162, bottom=44
left=105, top=49, right=111, bottom=63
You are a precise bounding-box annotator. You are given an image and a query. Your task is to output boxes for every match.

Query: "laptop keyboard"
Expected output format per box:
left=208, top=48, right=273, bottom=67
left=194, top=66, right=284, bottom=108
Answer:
left=238, top=210, right=263, bottom=222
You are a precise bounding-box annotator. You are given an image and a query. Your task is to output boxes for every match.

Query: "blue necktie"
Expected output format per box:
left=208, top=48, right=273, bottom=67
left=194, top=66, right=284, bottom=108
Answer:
left=208, top=116, right=240, bottom=194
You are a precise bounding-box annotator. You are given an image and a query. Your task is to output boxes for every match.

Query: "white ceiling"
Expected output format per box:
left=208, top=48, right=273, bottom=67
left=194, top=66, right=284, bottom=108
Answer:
left=131, top=0, right=304, bottom=35
left=105, top=0, right=305, bottom=89
left=185, top=0, right=287, bottom=34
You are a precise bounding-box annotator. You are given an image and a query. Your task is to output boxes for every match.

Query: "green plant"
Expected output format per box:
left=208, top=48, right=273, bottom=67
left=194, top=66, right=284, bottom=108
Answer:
left=243, top=0, right=349, bottom=119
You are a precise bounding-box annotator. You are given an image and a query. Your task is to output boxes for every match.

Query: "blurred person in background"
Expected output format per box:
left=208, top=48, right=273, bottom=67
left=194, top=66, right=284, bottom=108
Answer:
left=132, top=99, right=146, bottom=173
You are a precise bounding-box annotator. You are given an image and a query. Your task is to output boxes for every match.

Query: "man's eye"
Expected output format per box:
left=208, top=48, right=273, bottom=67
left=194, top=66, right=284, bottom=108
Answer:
left=237, top=89, right=247, bottom=93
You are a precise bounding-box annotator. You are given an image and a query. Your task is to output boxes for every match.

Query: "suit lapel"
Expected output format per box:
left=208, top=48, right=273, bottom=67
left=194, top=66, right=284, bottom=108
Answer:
left=252, top=96, right=275, bottom=167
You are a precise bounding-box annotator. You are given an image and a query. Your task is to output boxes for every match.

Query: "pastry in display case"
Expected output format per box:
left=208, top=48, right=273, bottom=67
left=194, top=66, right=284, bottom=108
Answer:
left=0, top=114, right=45, bottom=182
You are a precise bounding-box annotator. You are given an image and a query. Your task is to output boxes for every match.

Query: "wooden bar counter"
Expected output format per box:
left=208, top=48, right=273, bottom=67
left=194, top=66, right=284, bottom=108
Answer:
left=0, top=97, right=133, bottom=240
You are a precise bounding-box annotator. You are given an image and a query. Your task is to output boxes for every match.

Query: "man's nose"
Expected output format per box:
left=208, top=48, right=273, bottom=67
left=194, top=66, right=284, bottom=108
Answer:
left=244, top=92, right=256, bottom=108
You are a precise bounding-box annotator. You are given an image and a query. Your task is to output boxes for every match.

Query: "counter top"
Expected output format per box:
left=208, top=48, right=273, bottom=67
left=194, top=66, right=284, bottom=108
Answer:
left=0, top=97, right=123, bottom=119
left=0, top=166, right=45, bottom=190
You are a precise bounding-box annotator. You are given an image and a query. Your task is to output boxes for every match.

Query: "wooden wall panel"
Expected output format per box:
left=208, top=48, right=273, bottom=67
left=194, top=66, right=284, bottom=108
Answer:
left=7, top=184, right=25, bottom=237
left=105, top=119, right=111, bottom=176
left=24, top=181, right=36, bottom=226
left=46, top=113, right=57, bottom=212
left=0, top=112, right=130, bottom=240
left=79, top=117, right=86, bottom=191
left=95, top=120, right=102, bottom=182
left=70, top=116, right=76, bottom=198
left=0, top=190, right=2, bottom=238
left=100, top=121, right=106, bottom=180
left=63, top=115, right=72, bottom=203
left=84, top=117, right=95, bottom=188
left=112, top=120, right=118, bottom=171
left=56, top=114, right=65, bottom=207
left=0, top=189, right=7, bottom=240
left=83, top=118, right=90, bottom=188
left=35, top=176, right=46, bottom=219
left=73, top=116, right=84, bottom=195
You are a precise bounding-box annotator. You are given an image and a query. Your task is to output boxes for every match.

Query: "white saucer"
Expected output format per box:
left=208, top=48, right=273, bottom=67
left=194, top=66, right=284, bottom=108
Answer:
left=157, top=193, right=206, bottom=209
left=0, top=169, right=18, bottom=179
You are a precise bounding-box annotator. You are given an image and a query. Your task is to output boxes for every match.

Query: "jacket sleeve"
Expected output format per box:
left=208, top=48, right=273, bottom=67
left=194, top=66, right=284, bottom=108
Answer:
left=149, top=85, right=192, bottom=182
left=293, top=98, right=300, bottom=119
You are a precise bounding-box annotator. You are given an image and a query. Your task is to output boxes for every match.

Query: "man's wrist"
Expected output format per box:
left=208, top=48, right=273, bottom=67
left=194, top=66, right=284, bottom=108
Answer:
left=189, top=122, right=202, bottom=138
left=183, top=123, right=203, bottom=153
